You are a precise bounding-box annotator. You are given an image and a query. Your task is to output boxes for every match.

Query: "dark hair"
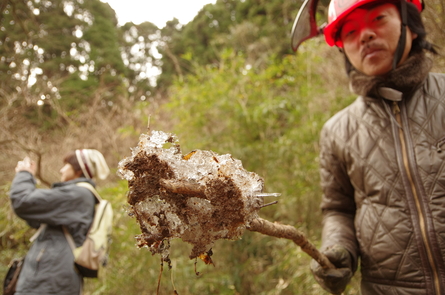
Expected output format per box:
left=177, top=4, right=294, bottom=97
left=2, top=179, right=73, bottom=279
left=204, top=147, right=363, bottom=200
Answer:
left=63, top=151, right=85, bottom=176
left=343, top=1, right=437, bottom=74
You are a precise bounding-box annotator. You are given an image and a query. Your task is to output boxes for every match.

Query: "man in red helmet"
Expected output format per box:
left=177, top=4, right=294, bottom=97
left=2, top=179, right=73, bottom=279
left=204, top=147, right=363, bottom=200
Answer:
left=303, top=0, right=445, bottom=294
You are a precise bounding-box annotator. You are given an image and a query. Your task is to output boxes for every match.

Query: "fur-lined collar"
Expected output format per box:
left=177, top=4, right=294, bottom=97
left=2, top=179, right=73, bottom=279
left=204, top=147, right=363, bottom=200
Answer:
left=349, top=53, right=432, bottom=101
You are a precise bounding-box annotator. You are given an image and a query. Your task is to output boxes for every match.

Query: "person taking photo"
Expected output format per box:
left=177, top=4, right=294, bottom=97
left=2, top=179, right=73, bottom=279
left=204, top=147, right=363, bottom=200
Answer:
left=9, top=149, right=109, bottom=295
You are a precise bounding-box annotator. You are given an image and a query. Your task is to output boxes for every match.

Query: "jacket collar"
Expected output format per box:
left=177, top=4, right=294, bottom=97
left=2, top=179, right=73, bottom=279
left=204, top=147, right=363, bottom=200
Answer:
left=348, top=52, right=432, bottom=102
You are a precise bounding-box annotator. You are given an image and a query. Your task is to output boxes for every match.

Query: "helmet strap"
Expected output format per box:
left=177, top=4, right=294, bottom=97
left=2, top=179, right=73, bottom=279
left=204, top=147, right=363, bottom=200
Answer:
left=393, top=0, right=408, bottom=69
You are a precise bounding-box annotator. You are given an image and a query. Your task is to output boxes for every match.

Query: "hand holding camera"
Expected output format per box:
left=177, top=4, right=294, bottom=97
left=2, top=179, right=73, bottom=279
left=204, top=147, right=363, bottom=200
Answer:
left=15, top=157, right=37, bottom=175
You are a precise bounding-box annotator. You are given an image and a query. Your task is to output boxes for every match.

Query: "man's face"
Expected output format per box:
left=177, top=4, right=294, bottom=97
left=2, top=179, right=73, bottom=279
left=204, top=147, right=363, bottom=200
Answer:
left=340, top=3, right=417, bottom=76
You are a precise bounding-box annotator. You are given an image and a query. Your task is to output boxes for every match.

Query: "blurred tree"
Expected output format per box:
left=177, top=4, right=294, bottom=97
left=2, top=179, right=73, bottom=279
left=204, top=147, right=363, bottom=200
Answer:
left=0, top=0, right=142, bottom=186
left=0, top=0, right=128, bottom=128
left=423, top=0, right=445, bottom=69
left=156, top=0, right=306, bottom=89
left=119, top=21, right=159, bottom=102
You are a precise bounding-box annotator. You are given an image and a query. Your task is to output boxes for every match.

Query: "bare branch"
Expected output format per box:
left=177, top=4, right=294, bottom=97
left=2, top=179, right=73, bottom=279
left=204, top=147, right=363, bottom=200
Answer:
left=0, top=134, right=51, bottom=187
left=159, top=179, right=206, bottom=198
left=159, top=178, right=333, bottom=269
left=162, top=43, right=183, bottom=81
left=248, top=218, right=335, bottom=270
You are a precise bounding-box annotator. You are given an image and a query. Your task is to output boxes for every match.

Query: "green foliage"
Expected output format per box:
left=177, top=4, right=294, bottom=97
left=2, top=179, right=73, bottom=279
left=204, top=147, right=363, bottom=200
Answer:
left=82, top=0, right=126, bottom=75
left=58, top=75, right=99, bottom=111
left=156, top=0, right=305, bottom=89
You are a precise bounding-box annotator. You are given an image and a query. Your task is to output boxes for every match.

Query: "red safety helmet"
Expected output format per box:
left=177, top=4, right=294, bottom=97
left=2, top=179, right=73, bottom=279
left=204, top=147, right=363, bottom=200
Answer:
left=324, top=0, right=424, bottom=47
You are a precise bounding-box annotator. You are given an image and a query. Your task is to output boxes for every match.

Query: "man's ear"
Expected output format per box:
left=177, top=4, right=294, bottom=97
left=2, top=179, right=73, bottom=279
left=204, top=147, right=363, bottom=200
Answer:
left=75, top=170, right=84, bottom=178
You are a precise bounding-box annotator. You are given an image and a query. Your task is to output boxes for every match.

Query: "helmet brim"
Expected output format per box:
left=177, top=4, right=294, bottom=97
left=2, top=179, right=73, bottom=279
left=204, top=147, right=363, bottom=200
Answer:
left=323, top=0, right=379, bottom=47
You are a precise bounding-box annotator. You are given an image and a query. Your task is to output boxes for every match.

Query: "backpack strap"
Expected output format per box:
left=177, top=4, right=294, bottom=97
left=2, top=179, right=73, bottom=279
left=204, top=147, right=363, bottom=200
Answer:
left=63, top=226, right=76, bottom=251
left=30, top=224, right=47, bottom=243
left=31, top=224, right=76, bottom=253
left=76, top=182, right=102, bottom=203
left=63, top=182, right=101, bottom=250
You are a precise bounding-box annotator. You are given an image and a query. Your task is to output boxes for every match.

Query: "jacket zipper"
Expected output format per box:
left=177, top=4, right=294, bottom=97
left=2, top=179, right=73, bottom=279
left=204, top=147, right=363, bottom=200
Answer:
left=393, top=101, right=441, bottom=294
left=35, top=248, right=45, bottom=274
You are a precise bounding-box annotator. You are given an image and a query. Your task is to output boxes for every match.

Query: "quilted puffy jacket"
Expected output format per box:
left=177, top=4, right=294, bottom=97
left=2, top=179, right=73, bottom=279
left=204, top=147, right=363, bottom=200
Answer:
left=318, top=53, right=445, bottom=295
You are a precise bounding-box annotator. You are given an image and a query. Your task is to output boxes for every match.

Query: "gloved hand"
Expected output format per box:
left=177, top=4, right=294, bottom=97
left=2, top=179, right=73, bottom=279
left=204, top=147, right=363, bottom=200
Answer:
left=310, top=244, right=353, bottom=294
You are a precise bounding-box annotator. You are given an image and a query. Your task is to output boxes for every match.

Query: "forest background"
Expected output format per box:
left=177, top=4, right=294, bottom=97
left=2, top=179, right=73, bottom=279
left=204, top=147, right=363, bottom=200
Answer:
left=0, top=0, right=444, bottom=294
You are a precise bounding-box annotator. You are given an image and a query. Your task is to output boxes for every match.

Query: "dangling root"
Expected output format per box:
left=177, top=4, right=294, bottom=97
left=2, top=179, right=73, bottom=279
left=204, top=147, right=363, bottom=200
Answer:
left=156, top=257, right=163, bottom=295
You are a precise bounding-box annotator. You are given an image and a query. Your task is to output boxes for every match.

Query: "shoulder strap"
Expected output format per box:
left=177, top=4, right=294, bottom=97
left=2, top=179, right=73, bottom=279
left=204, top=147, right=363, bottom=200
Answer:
left=31, top=224, right=76, bottom=252
left=30, top=223, right=47, bottom=243
left=76, top=182, right=102, bottom=202
left=63, top=226, right=76, bottom=251
left=63, top=182, right=101, bottom=250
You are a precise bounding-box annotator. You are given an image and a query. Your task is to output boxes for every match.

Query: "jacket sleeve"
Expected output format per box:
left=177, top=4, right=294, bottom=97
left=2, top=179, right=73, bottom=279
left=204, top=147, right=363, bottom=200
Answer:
left=9, top=171, right=95, bottom=227
left=319, top=123, right=359, bottom=271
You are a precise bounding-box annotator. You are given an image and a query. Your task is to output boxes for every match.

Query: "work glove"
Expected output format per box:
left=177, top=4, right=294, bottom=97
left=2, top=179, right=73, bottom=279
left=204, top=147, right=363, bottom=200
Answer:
left=310, top=244, right=353, bottom=295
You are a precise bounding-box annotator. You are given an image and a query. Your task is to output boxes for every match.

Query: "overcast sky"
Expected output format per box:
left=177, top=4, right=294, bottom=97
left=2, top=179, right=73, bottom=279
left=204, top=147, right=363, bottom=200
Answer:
left=101, top=0, right=217, bottom=27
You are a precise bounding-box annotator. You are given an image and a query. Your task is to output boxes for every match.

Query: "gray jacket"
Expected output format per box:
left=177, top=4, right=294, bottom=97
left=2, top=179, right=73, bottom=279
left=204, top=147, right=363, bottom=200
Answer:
left=319, top=53, right=445, bottom=294
left=9, top=171, right=96, bottom=295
